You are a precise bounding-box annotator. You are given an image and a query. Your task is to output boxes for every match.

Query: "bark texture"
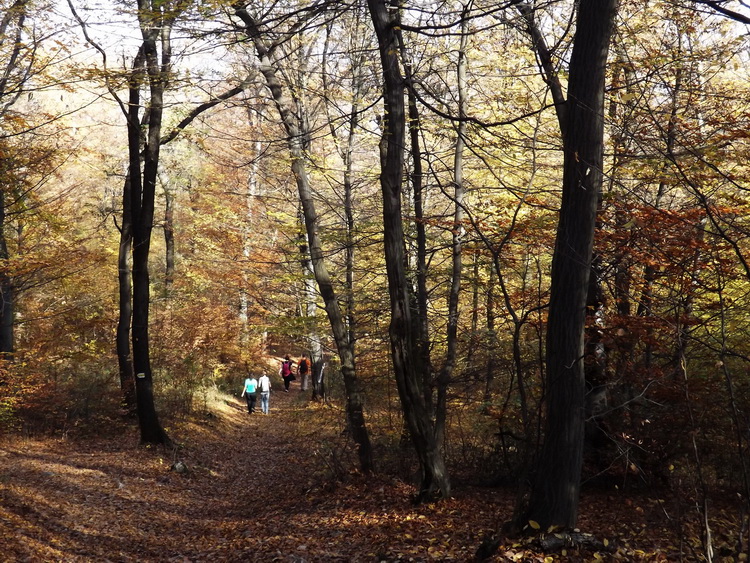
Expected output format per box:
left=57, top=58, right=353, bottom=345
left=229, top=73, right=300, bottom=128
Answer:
left=367, top=0, right=450, bottom=501
left=524, top=0, right=618, bottom=530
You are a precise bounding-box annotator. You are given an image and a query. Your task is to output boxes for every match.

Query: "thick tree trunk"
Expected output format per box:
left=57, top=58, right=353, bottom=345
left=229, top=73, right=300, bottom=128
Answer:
left=292, top=149, right=372, bottom=472
left=524, top=0, right=617, bottom=530
left=396, top=24, right=433, bottom=414
left=117, top=44, right=147, bottom=415
left=368, top=0, right=450, bottom=501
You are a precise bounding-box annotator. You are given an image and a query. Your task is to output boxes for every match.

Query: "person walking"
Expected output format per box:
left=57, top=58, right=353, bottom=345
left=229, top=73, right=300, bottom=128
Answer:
left=279, top=355, right=295, bottom=392
left=297, top=353, right=310, bottom=387
left=241, top=374, right=258, bottom=414
left=258, top=372, right=271, bottom=414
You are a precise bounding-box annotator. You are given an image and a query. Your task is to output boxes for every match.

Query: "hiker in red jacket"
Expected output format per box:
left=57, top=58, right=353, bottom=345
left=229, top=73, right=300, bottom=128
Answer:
left=279, top=355, right=295, bottom=392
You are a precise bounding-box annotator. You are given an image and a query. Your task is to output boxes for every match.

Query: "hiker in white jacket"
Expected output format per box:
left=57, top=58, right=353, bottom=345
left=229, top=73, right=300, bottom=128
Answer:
left=257, top=373, right=271, bottom=414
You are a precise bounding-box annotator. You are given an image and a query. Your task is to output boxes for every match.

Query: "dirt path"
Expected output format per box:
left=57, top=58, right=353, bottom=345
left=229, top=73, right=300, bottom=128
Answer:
left=0, top=388, right=498, bottom=562
left=0, top=387, right=684, bottom=561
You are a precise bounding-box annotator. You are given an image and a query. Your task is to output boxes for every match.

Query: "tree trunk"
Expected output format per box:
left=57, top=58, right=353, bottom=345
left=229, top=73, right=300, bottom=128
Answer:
left=117, top=172, right=136, bottom=412
left=524, top=0, right=617, bottom=530
left=0, top=2, right=28, bottom=364
left=128, top=2, right=181, bottom=445
left=163, top=181, right=175, bottom=296
left=484, top=265, right=496, bottom=403
left=298, top=216, right=324, bottom=396
left=436, top=2, right=471, bottom=447
left=234, top=7, right=373, bottom=472
left=395, top=20, right=433, bottom=414
left=368, top=0, right=450, bottom=501
left=466, top=253, right=480, bottom=367
left=0, top=190, right=13, bottom=360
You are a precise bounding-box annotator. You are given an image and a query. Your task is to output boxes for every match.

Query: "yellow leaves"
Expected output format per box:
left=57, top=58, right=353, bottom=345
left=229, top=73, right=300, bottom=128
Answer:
left=528, top=519, right=541, bottom=530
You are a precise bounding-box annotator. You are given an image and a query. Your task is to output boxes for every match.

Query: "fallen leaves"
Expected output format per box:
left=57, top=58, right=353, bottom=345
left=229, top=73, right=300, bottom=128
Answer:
left=0, top=391, right=744, bottom=561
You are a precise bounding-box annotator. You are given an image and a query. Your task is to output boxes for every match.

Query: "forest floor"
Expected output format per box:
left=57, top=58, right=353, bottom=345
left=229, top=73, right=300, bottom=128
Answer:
left=0, top=386, right=739, bottom=562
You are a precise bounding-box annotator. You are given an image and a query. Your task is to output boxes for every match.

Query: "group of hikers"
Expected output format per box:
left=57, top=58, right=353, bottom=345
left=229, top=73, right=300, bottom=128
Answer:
left=240, top=353, right=311, bottom=414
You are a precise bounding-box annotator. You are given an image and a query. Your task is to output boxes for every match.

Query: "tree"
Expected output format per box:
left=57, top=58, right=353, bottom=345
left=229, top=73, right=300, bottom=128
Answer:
left=367, top=0, right=450, bottom=502
left=0, top=0, right=56, bottom=360
left=231, top=2, right=374, bottom=473
left=70, top=0, right=254, bottom=442
left=519, top=0, right=618, bottom=531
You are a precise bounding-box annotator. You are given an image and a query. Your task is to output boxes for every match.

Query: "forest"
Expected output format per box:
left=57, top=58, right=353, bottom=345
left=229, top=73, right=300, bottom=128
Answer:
left=1, top=0, right=750, bottom=560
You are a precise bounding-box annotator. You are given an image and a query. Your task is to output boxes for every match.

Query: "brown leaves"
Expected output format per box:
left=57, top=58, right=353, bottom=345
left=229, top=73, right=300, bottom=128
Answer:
left=0, top=391, right=741, bottom=561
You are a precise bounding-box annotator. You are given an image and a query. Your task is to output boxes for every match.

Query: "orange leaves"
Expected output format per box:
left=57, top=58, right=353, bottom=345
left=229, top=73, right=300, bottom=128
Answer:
left=0, top=389, right=745, bottom=562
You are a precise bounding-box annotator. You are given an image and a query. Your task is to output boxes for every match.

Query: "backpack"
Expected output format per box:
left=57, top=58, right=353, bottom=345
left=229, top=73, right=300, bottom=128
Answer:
left=299, top=358, right=309, bottom=374
left=281, top=360, right=292, bottom=377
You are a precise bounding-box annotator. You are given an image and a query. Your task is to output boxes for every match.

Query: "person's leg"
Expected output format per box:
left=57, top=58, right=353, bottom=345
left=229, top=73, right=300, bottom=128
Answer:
left=249, top=393, right=256, bottom=413
left=245, top=394, right=252, bottom=413
left=284, top=376, right=290, bottom=391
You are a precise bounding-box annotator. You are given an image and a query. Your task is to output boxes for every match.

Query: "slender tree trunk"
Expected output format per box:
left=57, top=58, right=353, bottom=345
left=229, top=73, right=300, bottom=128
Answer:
left=234, top=7, right=373, bottom=472
left=466, top=253, right=480, bottom=366
left=239, top=103, right=263, bottom=352
left=342, top=57, right=361, bottom=374
left=297, top=213, right=321, bottom=394
left=523, top=0, right=617, bottom=530
left=637, top=63, right=682, bottom=369
left=117, top=172, right=136, bottom=411
left=368, top=0, right=450, bottom=501
left=0, top=190, right=13, bottom=360
left=294, top=34, right=322, bottom=395
left=484, top=265, right=495, bottom=403
left=292, top=151, right=372, bottom=472
left=163, top=182, right=175, bottom=296
left=436, top=2, right=471, bottom=447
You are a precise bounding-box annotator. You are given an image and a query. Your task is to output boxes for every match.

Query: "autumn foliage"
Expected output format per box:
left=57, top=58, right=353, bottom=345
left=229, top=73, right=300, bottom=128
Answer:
left=1, top=0, right=750, bottom=560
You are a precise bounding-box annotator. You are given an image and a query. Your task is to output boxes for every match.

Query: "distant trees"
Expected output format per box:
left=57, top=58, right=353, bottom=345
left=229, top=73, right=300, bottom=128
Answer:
left=0, top=0, right=58, bottom=360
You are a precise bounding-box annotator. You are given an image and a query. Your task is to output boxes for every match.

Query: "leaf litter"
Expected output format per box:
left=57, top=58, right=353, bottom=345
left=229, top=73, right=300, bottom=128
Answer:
left=0, top=390, right=742, bottom=561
